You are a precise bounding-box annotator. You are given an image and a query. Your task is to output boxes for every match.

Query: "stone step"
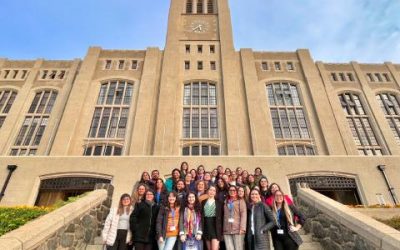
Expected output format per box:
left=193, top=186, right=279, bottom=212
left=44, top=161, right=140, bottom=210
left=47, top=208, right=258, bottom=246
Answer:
left=85, top=245, right=103, bottom=250
left=301, top=234, right=313, bottom=243
left=300, top=242, right=324, bottom=250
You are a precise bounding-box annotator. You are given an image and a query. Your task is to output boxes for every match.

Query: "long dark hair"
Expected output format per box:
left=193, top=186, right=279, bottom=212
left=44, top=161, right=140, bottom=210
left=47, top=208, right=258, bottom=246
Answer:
left=185, top=191, right=201, bottom=213
left=266, top=182, right=281, bottom=197
left=139, top=171, right=150, bottom=183
left=164, top=191, right=180, bottom=209
left=155, top=178, right=167, bottom=192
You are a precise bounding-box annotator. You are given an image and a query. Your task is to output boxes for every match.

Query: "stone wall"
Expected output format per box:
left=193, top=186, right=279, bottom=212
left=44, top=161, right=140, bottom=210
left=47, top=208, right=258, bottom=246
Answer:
left=0, top=183, right=113, bottom=250
left=296, top=187, right=400, bottom=250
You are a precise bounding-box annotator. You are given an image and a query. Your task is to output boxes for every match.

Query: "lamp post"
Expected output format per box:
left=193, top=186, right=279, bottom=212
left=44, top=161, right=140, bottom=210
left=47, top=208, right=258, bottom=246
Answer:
left=0, top=165, right=18, bottom=203
left=377, top=165, right=399, bottom=205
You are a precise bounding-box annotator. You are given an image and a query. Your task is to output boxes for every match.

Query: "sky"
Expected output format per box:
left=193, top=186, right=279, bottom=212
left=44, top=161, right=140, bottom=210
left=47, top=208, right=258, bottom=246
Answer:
left=0, top=0, right=399, bottom=63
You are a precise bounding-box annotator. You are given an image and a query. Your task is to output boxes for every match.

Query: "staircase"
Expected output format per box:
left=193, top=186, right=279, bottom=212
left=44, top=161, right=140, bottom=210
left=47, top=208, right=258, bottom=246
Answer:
left=85, top=237, right=103, bottom=250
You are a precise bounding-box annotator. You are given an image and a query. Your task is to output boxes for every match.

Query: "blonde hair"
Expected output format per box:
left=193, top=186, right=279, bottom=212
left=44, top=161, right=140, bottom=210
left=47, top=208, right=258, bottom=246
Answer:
left=272, top=190, right=294, bottom=226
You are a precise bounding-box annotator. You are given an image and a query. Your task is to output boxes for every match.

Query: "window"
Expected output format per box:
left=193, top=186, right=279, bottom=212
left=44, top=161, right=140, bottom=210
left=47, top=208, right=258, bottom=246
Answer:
left=58, top=71, right=66, bottom=79
left=383, top=73, right=390, bottom=82
left=87, top=80, right=133, bottom=140
left=118, top=60, right=125, bottom=70
left=3, top=70, right=10, bottom=79
left=41, top=70, right=48, bottom=79
left=83, top=144, right=123, bottom=156
left=366, top=73, right=374, bottom=82
left=274, top=62, right=281, bottom=71
left=186, top=0, right=193, bottom=13
left=267, top=82, right=313, bottom=141
left=12, top=70, right=18, bottom=79
left=347, top=73, right=354, bottom=82
left=210, top=45, right=215, bottom=53
left=287, top=62, right=294, bottom=71
left=131, top=60, right=138, bottom=70
left=207, top=0, right=214, bottom=13
left=339, top=73, right=346, bottom=81
left=376, top=93, right=400, bottom=144
left=183, top=82, right=218, bottom=139
left=197, top=45, right=203, bottom=53
left=197, top=0, right=203, bottom=13
left=186, top=45, right=191, bottom=53
left=261, top=62, right=268, bottom=71
left=331, top=73, right=338, bottom=81
left=182, top=144, right=219, bottom=156
left=0, top=90, right=17, bottom=129
left=105, top=60, right=112, bottom=70
left=278, top=144, right=315, bottom=155
left=11, top=90, right=57, bottom=156
left=339, top=93, right=384, bottom=155
left=210, top=61, right=216, bottom=70
left=375, top=73, right=382, bottom=82
left=197, top=61, right=203, bottom=70
left=185, top=61, right=190, bottom=70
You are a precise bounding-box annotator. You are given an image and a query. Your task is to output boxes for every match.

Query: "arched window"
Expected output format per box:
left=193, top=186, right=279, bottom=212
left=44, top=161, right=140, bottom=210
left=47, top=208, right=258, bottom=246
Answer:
left=0, top=90, right=17, bottom=129
left=183, top=82, right=218, bottom=139
left=207, top=0, right=214, bottom=14
left=197, top=0, right=204, bottom=14
left=83, top=144, right=123, bottom=156
left=10, top=90, right=58, bottom=156
left=278, top=144, right=315, bottom=156
left=267, top=82, right=311, bottom=139
left=85, top=80, right=134, bottom=156
left=186, top=0, right=193, bottom=14
left=182, top=144, right=219, bottom=156
left=339, top=93, right=384, bottom=155
left=376, top=93, right=400, bottom=144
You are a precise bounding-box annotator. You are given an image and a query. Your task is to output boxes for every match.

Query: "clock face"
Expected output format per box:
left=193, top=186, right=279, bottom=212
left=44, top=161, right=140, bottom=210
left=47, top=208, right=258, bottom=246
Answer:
left=190, top=20, right=209, bottom=33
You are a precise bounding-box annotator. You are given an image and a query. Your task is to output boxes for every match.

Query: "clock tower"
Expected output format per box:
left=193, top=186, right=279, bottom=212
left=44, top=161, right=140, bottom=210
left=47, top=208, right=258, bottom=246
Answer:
left=153, top=0, right=252, bottom=155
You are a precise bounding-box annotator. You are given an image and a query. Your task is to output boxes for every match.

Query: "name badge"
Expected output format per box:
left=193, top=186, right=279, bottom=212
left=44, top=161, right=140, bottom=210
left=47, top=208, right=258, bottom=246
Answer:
left=170, top=226, right=176, bottom=231
left=277, top=229, right=284, bottom=235
left=228, top=218, right=234, bottom=223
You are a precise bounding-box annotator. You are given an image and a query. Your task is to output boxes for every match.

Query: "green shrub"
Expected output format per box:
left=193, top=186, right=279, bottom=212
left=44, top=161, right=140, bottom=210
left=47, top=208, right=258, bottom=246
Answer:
left=377, top=216, right=400, bottom=231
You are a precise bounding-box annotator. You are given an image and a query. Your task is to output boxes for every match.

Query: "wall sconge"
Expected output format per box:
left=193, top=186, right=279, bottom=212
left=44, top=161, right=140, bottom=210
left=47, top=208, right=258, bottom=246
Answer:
left=0, top=165, right=18, bottom=203
left=377, top=165, right=399, bottom=205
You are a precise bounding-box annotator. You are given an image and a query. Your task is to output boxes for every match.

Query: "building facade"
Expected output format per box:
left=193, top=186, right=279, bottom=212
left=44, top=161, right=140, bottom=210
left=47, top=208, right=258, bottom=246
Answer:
left=0, top=0, right=399, bottom=206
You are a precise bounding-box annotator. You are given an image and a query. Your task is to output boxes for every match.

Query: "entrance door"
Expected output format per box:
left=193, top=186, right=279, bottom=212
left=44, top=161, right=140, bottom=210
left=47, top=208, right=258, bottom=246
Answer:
left=35, top=177, right=111, bottom=206
left=289, top=176, right=361, bottom=205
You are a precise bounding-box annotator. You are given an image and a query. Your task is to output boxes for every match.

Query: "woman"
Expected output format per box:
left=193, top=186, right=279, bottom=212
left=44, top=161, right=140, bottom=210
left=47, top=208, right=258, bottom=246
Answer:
left=265, top=183, right=294, bottom=207
left=155, top=178, right=168, bottom=205
left=235, top=167, right=243, bottom=176
left=211, top=169, right=218, bottom=184
left=229, top=172, right=237, bottom=186
left=204, top=172, right=213, bottom=187
left=130, top=190, right=159, bottom=250
left=246, top=189, right=275, bottom=250
left=271, top=190, right=305, bottom=250
left=179, top=192, right=203, bottom=250
left=223, top=186, right=247, bottom=250
left=166, top=168, right=182, bottom=192
left=241, top=170, right=249, bottom=185
left=180, top=161, right=189, bottom=179
left=196, top=180, right=208, bottom=203
left=197, top=165, right=206, bottom=180
left=254, top=168, right=265, bottom=185
left=258, top=177, right=269, bottom=202
left=132, top=184, right=147, bottom=206
left=102, top=194, right=133, bottom=250
left=190, top=169, right=197, bottom=181
left=216, top=178, right=228, bottom=203
left=156, top=192, right=181, bottom=250
left=175, top=179, right=187, bottom=206
left=224, top=168, right=232, bottom=176
left=237, top=186, right=249, bottom=206
left=201, top=186, right=223, bottom=250
left=247, top=175, right=256, bottom=190
left=185, top=173, right=196, bottom=192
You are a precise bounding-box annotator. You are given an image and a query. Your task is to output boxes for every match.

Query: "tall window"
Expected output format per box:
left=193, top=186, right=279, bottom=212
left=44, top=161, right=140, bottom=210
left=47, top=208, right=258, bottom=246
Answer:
left=182, top=82, right=219, bottom=155
left=207, top=0, right=214, bottom=13
left=182, top=144, right=219, bottom=156
left=376, top=93, right=400, bottom=144
left=85, top=80, right=134, bottom=156
left=278, top=144, right=315, bottom=156
left=339, top=93, right=384, bottom=155
left=0, top=90, right=17, bottom=129
left=10, top=90, right=57, bottom=156
left=197, top=0, right=204, bottom=14
left=186, top=0, right=193, bottom=13
left=266, top=82, right=315, bottom=155
left=83, top=144, right=123, bottom=156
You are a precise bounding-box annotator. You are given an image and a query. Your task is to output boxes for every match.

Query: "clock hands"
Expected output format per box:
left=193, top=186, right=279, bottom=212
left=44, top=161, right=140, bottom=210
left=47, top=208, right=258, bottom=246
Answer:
left=192, top=24, right=204, bottom=32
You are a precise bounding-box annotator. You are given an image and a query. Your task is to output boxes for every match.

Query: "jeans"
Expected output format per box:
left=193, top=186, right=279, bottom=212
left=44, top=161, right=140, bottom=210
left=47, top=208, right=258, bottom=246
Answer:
left=223, top=234, right=245, bottom=250
left=157, top=236, right=177, bottom=250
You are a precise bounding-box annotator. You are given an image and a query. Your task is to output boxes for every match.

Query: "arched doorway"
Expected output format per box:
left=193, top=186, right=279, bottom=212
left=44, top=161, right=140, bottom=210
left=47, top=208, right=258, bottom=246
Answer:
left=35, top=177, right=111, bottom=206
left=289, top=175, right=361, bottom=205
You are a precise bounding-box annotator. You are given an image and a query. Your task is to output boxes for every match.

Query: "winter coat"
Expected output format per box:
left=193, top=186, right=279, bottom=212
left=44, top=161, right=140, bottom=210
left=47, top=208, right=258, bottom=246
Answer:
left=129, top=201, right=159, bottom=244
left=201, top=199, right=224, bottom=241
left=271, top=204, right=306, bottom=246
left=156, top=206, right=181, bottom=239
left=223, top=199, right=247, bottom=235
left=246, top=202, right=275, bottom=250
left=102, top=207, right=133, bottom=246
left=179, top=207, right=203, bottom=237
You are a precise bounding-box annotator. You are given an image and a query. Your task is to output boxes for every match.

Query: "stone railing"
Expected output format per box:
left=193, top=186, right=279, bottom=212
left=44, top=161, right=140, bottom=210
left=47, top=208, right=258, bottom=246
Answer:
left=297, top=187, right=400, bottom=250
left=0, top=183, right=113, bottom=250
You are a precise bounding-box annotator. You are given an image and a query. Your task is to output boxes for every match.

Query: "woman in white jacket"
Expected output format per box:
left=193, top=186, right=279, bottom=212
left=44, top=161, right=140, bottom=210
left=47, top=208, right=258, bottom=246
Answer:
left=102, top=193, right=134, bottom=250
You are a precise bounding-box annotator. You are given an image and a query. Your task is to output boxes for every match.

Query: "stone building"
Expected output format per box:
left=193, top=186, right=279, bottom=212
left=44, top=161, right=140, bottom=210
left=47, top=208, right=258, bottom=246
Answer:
left=0, top=0, right=399, bottom=207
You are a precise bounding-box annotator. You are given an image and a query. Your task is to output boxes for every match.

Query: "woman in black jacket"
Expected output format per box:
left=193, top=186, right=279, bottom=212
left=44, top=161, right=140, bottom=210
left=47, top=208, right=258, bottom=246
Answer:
left=246, top=188, right=276, bottom=250
left=130, top=190, right=159, bottom=250
left=201, top=185, right=223, bottom=250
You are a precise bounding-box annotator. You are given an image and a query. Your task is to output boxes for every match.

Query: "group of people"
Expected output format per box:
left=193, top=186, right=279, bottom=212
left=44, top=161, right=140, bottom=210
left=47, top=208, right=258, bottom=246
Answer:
left=102, top=162, right=306, bottom=250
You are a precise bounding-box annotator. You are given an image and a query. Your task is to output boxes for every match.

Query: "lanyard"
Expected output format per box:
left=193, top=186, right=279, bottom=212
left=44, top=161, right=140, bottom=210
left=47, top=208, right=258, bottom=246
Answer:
left=228, top=200, right=234, bottom=218
left=276, top=209, right=282, bottom=228
left=171, top=208, right=176, bottom=224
